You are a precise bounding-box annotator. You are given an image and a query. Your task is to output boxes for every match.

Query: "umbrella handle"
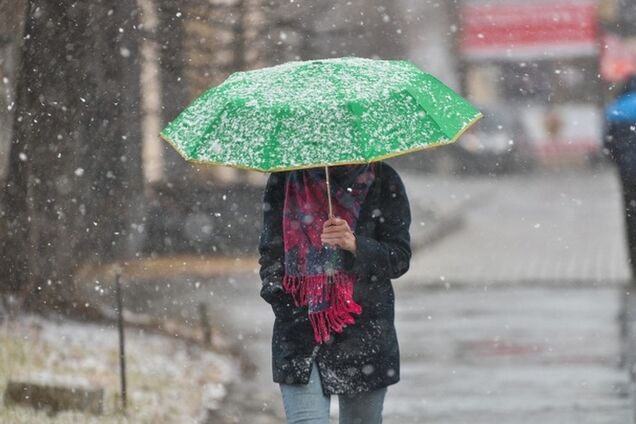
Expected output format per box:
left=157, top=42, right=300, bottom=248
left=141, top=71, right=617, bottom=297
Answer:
left=325, top=166, right=333, bottom=219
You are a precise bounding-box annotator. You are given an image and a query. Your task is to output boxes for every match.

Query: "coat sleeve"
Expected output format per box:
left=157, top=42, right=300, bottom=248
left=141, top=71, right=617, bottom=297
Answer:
left=347, top=163, right=412, bottom=280
left=603, top=120, right=620, bottom=162
left=258, top=173, right=295, bottom=316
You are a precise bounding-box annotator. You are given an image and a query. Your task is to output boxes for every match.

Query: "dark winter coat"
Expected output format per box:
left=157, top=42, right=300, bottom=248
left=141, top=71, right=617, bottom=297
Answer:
left=258, top=161, right=411, bottom=396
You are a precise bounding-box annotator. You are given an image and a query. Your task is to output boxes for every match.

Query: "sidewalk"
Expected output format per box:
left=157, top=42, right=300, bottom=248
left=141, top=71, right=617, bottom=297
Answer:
left=75, top=167, right=635, bottom=423
left=401, top=167, right=630, bottom=285
left=190, top=167, right=633, bottom=423
left=388, top=282, right=632, bottom=423
left=387, top=167, right=633, bottom=423
left=202, top=267, right=633, bottom=423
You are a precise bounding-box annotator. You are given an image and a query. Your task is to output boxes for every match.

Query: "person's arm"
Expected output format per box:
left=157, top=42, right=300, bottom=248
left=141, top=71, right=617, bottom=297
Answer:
left=258, top=172, right=295, bottom=316
left=346, top=164, right=412, bottom=280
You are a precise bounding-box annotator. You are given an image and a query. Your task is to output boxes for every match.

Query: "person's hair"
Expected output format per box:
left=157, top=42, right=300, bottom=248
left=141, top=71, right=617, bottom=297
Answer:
left=620, top=74, right=636, bottom=96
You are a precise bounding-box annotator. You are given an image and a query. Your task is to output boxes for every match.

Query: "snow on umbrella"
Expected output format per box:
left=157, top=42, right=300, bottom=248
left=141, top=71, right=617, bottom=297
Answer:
left=160, top=57, right=482, bottom=213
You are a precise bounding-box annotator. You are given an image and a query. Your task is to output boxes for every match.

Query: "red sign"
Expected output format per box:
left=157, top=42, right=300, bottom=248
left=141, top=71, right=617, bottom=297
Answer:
left=461, top=1, right=599, bottom=60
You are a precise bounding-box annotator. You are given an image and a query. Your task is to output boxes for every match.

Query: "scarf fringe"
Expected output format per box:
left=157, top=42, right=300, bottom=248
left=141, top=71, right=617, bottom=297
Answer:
left=283, top=273, right=362, bottom=344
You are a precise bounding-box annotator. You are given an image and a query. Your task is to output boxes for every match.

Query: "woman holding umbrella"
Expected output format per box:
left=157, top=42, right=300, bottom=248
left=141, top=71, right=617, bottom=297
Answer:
left=159, top=57, right=481, bottom=423
left=259, top=162, right=411, bottom=423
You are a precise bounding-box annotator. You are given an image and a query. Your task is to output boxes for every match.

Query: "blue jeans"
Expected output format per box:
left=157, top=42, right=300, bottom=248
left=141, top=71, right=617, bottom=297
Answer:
left=279, top=361, right=387, bottom=424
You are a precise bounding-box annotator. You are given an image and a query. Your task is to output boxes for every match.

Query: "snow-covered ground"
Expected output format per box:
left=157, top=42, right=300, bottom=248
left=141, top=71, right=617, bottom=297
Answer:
left=0, top=314, right=238, bottom=423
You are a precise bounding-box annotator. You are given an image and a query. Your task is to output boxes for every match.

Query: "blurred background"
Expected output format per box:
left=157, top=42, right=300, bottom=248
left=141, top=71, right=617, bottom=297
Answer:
left=2, top=0, right=636, bottom=423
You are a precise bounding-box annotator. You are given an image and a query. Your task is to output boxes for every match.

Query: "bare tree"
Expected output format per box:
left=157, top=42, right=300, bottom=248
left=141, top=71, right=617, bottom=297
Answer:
left=0, top=1, right=144, bottom=312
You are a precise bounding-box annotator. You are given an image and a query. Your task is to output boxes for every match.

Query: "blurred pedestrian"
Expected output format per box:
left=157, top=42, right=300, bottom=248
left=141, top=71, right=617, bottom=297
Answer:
left=258, top=162, right=411, bottom=423
left=604, top=74, right=636, bottom=278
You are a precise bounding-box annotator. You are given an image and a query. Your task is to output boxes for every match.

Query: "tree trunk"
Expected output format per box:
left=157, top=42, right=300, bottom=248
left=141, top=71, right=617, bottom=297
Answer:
left=0, top=0, right=28, bottom=297
left=0, top=0, right=144, bottom=312
left=157, top=0, right=190, bottom=185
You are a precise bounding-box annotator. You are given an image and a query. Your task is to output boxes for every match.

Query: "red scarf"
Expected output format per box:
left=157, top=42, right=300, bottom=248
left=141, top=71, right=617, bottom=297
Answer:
left=282, top=165, right=375, bottom=343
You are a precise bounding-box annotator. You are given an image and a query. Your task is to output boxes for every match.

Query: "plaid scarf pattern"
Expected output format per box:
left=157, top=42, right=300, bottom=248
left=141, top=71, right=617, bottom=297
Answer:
left=282, top=165, right=375, bottom=343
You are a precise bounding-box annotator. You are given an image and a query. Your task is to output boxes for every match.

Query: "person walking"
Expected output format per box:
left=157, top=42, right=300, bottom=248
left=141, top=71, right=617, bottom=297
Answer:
left=258, top=161, right=411, bottom=423
left=604, top=74, right=636, bottom=278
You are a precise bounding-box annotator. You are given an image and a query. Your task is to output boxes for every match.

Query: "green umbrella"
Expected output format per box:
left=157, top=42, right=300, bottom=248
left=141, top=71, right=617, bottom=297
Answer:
left=160, top=57, right=481, bottom=215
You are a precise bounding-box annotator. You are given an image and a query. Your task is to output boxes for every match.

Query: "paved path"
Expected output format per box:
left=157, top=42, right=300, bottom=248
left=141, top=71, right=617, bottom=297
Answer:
left=208, top=167, right=633, bottom=423
left=119, top=167, right=635, bottom=422
left=387, top=283, right=632, bottom=423
left=381, top=167, right=633, bottom=423
left=401, top=168, right=631, bottom=285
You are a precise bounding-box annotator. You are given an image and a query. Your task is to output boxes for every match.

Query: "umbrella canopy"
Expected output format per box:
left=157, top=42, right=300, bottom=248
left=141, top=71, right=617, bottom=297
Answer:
left=160, top=57, right=482, bottom=172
